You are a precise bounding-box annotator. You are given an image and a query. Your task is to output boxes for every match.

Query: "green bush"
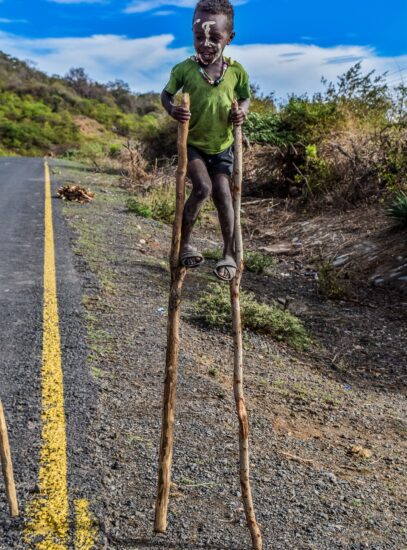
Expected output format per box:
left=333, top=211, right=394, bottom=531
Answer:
left=294, top=143, right=333, bottom=197
left=141, top=115, right=178, bottom=160
left=279, top=96, right=340, bottom=145
left=387, top=191, right=407, bottom=228
left=193, top=285, right=311, bottom=350
left=0, top=91, right=79, bottom=154
left=245, top=251, right=274, bottom=274
left=126, top=198, right=152, bottom=218
left=317, top=262, right=346, bottom=299
left=126, top=185, right=175, bottom=224
left=127, top=184, right=215, bottom=225
left=244, top=112, right=286, bottom=145
left=109, top=143, right=122, bottom=158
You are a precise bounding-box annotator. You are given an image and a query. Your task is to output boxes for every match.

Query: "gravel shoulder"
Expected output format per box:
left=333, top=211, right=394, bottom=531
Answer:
left=55, top=160, right=406, bottom=550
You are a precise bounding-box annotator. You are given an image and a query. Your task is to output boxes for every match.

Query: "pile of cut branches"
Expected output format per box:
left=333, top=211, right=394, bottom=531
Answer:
left=57, top=184, right=95, bottom=203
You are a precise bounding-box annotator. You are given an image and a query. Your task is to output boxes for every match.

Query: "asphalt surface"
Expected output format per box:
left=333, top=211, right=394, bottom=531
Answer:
left=0, top=157, right=97, bottom=548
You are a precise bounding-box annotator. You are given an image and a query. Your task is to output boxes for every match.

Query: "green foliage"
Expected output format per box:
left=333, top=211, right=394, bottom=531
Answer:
left=317, top=262, right=346, bottom=299
left=126, top=198, right=152, bottom=218
left=294, top=144, right=333, bottom=197
left=193, top=285, right=311, bottom=350
left=0, top=91, right=79, bottom=154
left=202, top=248, right=223, bottom=261
left=243, top=63, right=406, bottom=205
left=386, top=191, right=407, bottom=228
left=323, top=62, right=391, bottom=123
left=245, top=251, right=274, bottom=274
left=279, top=96, right=340, bottom=144
left=249, top=83, right=277, bottom=115
left=0, top=51, right=162, bottom=156
left=141, top=115, right=178, bottom=160
left=378, top=124, right=407, bottom=192
left=126, top=185, right=175, bottom=224
left=203, top=249, right=274, bottom=274
left=244, top=112, right=287, bottom=145
left=127, top=182, right=215, bottom=224
left=109, top=143, right=122, bottom=158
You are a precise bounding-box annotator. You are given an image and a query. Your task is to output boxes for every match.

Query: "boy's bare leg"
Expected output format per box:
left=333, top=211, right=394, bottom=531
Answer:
left=181, top=159, right=212, bottom=266
left=212, top=173, right=235, bottom=279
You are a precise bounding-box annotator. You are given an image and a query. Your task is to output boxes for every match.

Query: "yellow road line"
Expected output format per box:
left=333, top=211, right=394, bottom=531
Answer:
left=74, top=499, right=97, bottom=550
left=25, top=160, right=69, bottom=549
left=24, top=161, right=95, bottom=549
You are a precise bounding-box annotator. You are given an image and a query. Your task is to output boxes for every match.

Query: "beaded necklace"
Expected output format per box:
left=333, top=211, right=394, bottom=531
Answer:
left=193, top=56, right=229, bottom=87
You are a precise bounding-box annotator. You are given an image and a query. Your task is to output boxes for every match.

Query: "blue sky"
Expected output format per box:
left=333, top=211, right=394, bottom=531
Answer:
left=0, top=0, right=406, bottom=97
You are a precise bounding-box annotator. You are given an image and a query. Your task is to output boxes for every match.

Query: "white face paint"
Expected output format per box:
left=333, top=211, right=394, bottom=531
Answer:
left=202, top=20, right=216, bottom=47
left=196, top=20, right=223, bottom=66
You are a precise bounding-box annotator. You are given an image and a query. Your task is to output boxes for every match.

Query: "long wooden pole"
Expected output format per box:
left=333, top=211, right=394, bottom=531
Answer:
left=155, top=93, right=190, bottom=533
left=230, top=101, right=263, bottom=549
left=0, top=399, right=19, bottom=517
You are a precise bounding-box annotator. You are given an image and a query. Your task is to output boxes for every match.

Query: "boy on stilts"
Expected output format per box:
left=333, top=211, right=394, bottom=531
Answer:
left=161, top=0, right=251, bottom=281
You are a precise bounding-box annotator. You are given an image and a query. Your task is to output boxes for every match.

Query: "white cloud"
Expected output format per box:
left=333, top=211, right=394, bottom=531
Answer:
left=226, top=43, right=407, bottom=99
left=0, top=31, right=189, bottom=91
left=124, top=0, right=247, bottom=13
left=0, top=18, right=27, bottom=23
left=125, top=0, right=195, bottom=12
left=153, top=10, right=176, bottom=16
left=0, top=31, right=405, bottom=96
left=48, top=0, right=107, bottom=4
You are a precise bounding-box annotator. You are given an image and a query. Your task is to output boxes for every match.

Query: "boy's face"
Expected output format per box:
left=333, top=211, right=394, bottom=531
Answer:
left=193, top=10, right=234, bottom=66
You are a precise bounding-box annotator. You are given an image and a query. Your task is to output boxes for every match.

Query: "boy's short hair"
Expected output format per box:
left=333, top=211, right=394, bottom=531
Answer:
left=194, top=0, right=235, bottom=33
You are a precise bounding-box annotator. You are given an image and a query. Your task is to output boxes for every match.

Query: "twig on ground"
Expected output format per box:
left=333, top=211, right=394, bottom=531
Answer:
left=0, top=400, right=19, bottom=517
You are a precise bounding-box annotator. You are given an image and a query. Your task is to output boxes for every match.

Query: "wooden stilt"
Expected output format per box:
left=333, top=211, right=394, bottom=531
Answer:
left=230, top=101, right=263, bottom=549
left=0, top=399, right=19, bottom=517
left=154, top=93, right=190, bottom=533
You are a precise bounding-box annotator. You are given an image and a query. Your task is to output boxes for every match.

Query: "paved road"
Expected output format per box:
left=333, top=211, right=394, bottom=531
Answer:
left=0, top=157, right=97, bottom=548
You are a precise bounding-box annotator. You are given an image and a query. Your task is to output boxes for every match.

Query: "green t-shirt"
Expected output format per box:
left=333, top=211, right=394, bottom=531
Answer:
left=164, top=57, right=251, bottom=155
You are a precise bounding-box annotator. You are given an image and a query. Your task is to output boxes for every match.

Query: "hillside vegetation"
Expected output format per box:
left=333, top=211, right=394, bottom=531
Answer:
left=0, top=51, right=162, bottom=157
left=1, top=50, right=406, bottom=218
left=244, top=65, right=407, bottom=210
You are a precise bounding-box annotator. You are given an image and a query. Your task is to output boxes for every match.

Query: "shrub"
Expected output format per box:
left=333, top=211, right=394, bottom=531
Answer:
left=193, top=285, right=311, bottom=350
left=126, top=184, right=175, bottom=224
left=244, top=112, right=286, bottom=145
left=141, top=115, right=178, bottom=160
left=126, top=198, right=152, bottom=218
left=127, top=182, right=215, bottom=224
left=317, top=262, right=346, bottom=299
left=0, top=91, right=79, bottom=154
left=386, top=191, right=407, bottom=228
left=279, top=96, right=340, bottom=145
left=202, top=248, right=223, bottom=261
left=245, top=251, right=274, bottom=274
left=294, top=143, right=333, bottom=198
left=109, top=144, right=122, bottom=158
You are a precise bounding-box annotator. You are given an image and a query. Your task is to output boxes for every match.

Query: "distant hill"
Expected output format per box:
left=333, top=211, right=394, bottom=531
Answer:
left=0, top=51, right=162, bottom=156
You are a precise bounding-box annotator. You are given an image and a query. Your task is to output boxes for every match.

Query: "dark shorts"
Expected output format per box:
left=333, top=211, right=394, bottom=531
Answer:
left=187, top=145, right=234, bottom=177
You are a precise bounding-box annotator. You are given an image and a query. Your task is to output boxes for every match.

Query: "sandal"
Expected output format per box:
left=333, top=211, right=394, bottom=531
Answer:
left=213, top=256, right=237, bottom=282
left=180, top=246, right=204, bottom=268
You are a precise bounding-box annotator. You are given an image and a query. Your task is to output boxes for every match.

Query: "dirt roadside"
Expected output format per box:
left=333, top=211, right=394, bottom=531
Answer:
left=54, top=159, right=406, bottom=550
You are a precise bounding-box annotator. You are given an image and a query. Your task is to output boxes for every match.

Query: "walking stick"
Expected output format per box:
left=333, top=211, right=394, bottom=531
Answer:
left=155, top=93, right=190, bottom=533
left=0, top=399, right=19, bottom=517
left=230, top=101, right=263, bottom=550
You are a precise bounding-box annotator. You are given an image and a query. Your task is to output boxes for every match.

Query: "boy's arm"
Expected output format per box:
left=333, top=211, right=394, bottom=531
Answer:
left=231, top=98, right=251, bottom=126
left=161, top=90, right=191, bottom=123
